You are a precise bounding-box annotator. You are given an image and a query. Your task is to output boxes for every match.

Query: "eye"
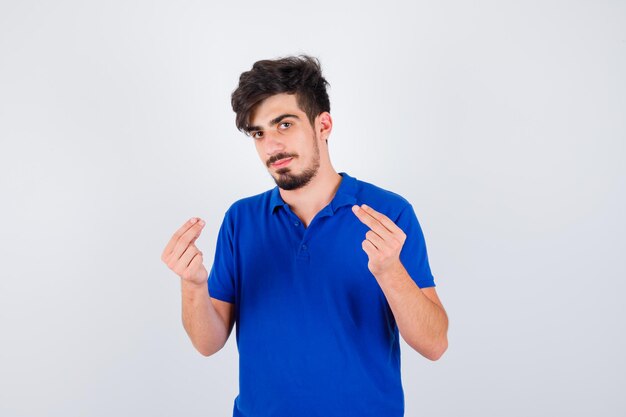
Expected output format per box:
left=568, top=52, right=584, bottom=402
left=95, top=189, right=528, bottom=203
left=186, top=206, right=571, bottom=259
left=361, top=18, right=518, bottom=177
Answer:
left=251, top=131, right=264, bottom=139
left=279, top=122, right=292, bottom=130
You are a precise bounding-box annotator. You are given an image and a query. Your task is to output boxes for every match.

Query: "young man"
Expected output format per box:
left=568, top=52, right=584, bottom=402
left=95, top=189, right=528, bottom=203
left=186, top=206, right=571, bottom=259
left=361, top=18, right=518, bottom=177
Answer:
left=161, top=55, right=448, bottom=417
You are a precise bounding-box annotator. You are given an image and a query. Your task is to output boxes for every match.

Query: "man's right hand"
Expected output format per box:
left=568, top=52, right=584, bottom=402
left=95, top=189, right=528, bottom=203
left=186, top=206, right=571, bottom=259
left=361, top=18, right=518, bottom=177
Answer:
left=161, top=217, right=208, bottom=286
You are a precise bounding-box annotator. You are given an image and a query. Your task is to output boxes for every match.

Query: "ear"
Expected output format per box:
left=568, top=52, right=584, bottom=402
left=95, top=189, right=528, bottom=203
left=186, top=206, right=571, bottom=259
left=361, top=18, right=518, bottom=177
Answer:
left=315, top=112, right=333, bottom=142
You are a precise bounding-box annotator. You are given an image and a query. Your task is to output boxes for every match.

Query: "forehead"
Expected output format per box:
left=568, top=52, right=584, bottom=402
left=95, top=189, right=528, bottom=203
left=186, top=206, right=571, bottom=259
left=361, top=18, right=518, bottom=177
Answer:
left=249, top=93, right=304, bottom=126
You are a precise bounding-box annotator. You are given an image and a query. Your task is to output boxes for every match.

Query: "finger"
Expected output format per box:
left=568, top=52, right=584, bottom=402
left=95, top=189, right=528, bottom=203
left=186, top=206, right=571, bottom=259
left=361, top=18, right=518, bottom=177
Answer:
left=176, top=244, right=200, bottom=273
left=170, top=220, right=206, bottom=262
left=162, top=217, right=201, bottom=260
left=351, top=205, right=393, bottom=239
left=185, top=251, right=204, bottom=275
left=360, top=204, right=402, bottom=234
left=361, top=239, right=377, bottom=258
left=365, top=230, right=384, bottom=251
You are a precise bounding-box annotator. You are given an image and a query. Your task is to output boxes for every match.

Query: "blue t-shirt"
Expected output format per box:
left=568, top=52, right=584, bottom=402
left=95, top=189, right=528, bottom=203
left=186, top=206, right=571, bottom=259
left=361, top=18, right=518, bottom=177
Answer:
left=208, top=172, right=435, bottom=417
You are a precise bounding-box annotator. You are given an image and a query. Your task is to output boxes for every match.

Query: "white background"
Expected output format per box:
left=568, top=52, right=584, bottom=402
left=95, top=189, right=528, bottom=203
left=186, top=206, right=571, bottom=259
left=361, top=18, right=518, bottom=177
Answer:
left=1, top=1, right=624, bottom=416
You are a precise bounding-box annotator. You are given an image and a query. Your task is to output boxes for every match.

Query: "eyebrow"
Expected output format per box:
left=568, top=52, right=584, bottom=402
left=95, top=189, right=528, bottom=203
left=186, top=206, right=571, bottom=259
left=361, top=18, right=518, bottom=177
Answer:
left=246, top=113, right=300, bottom=133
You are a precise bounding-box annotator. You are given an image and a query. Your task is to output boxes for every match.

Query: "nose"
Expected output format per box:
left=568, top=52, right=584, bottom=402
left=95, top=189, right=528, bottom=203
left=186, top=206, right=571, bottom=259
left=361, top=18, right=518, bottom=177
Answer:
left=261, top=129, right=285, bottom=157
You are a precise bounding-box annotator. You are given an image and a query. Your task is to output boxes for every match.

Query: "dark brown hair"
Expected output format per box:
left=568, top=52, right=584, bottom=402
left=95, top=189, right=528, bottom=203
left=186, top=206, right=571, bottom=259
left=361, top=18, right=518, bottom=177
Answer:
left=231, top=55, right=330, bottom=133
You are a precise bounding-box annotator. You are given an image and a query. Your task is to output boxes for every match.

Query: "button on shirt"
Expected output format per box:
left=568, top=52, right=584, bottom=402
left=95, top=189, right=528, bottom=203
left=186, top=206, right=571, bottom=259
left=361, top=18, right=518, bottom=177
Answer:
left=208, top=172, right=435, bottom=417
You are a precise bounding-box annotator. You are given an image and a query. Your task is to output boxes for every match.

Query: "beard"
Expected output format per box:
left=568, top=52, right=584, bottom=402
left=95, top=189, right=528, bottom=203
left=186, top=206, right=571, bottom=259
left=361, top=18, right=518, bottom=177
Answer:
left=274, top=164, right=318, bottom=190
left=268, top=139, right=320, bottom=191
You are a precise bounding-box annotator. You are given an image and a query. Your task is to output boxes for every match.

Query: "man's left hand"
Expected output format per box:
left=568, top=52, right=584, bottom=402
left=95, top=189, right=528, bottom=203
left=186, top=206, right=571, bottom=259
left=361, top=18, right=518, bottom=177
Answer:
left=351, top=204, right=406, bottom=278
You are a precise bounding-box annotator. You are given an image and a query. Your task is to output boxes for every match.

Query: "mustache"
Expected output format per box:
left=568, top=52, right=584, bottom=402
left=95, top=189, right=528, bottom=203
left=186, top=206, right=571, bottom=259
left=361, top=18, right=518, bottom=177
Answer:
left=266, top=153, right=297, bottom=168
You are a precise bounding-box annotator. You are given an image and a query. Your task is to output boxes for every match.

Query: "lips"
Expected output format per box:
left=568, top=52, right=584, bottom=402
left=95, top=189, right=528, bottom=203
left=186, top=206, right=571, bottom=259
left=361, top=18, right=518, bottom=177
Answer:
left=271, top=157, right=293, bottom=168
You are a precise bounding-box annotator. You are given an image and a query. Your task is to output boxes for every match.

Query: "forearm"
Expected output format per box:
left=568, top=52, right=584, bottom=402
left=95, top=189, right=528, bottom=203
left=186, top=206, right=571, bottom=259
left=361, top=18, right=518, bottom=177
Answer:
left=376, top=264, right=448, bottom=360
left=181, top=280, right=228, bottom=356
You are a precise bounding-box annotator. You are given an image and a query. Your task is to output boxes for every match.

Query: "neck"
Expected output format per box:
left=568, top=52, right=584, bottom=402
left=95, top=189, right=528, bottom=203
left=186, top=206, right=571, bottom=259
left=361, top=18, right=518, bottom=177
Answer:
left=278, top=166, right=342, bottom=227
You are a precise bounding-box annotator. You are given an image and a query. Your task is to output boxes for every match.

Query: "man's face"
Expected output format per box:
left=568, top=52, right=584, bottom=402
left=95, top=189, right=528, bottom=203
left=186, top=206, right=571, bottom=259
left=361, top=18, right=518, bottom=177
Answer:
left=247, top=93, right=320, bottom=191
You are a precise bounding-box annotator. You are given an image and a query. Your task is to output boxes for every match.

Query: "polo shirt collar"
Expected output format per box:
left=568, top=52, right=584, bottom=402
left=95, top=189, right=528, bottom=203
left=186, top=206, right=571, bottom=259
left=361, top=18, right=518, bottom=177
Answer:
left=330, top=172, right=358, bottom=212
left=269, top=172, right=358, bottom=214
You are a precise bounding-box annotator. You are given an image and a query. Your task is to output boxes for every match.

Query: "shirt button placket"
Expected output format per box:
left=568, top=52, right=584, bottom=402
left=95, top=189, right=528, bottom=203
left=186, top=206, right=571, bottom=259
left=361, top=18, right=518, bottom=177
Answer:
left=296, top=241, right=310, bottom=262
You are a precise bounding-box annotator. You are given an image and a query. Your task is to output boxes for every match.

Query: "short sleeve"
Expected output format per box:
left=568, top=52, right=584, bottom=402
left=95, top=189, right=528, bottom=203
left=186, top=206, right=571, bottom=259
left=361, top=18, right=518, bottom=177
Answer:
left=395, top=204, right=435, bottom=288
left=207, top=209, right=236, bottom=303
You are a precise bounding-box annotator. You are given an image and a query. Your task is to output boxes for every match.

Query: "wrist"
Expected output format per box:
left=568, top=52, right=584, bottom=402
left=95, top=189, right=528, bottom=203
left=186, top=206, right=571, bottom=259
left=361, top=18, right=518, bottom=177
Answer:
left=180, top=278, right=208, bottom=293
left=374, top=260, right=406, bottom=282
